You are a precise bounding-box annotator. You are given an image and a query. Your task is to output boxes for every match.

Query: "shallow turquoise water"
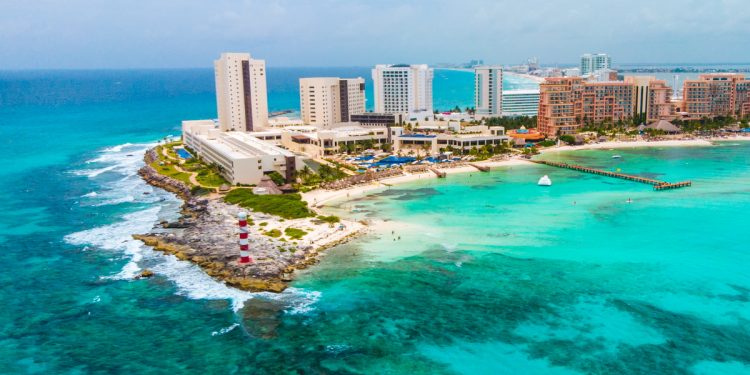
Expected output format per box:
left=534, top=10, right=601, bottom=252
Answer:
left=3, top=69, right=749, bottom=374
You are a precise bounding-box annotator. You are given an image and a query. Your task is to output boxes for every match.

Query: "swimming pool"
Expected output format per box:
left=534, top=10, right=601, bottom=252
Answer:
left=175, top=147, right=192, bottom=159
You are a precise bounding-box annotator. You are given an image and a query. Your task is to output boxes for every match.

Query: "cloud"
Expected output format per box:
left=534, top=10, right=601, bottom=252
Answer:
left=0, top=0, right=748, bottom=69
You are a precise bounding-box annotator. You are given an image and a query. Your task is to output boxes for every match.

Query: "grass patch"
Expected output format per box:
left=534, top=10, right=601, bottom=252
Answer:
left=259, top=222, right=268, bottom=227
left=317, top=215, right=340, bottom=225
left=150, top=160, right=194, bottom=186
left=224, top=188, right=314, bottom=219
left=284, top=227, right=307, bottom=240
left=263, top=229, right=281, bottom=238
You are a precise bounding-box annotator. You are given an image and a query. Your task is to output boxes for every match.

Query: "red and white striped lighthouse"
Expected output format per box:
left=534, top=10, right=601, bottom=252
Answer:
left=238, top=212, right=253, bottom=264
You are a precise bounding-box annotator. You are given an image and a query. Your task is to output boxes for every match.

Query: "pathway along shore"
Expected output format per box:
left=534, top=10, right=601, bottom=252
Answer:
left=133, top=148, right=365, bottom=293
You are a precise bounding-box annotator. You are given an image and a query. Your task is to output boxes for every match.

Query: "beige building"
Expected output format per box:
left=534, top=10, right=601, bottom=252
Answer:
left=299, top=77, right=366, bottom=128
left=393, top=126, right=509, bottom=155
left=280, top=125, right=389, bottom=158
left=182, top=120, right=302, bottom=185
left=372, top=64, right=433, bottom=118
left=625, top=76, right=674, bottom=122
left=474, top=66, right=503, bottom=117
left=214, top=53, right=269, bottom=132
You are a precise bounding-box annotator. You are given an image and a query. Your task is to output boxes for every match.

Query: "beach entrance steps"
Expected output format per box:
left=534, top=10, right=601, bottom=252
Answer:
left=469, top=163, right=490, bottom=172
left=531, top=160, right=692, bottom=191
left=428, top=168, right=447, bottom=178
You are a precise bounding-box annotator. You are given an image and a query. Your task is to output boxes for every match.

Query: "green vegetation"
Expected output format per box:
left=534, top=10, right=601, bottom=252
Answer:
left=268, top=171, right=286, bottom=186
left=538, top=140, right=556, bottom=147
left=150, top=160, right=193, bottom=185
left=484, top=116, right=537, bottom=130
left=284, top=227, right=307, bottom=240
left=440, top=143, right=511, bottom=160
left=317, top=215, right=341, bottom=225
left=259, top=222, right=268, bottom=227
left=224, top=188, right=314, bottom=219
left=263, top=229, right=282, bottom=238
left=559, top=135, right=576, bottom=145
left=150, top=142, right=229, bottom=189
left=673, top=116, right=745, bottom=133
left=295, top=164, right=348, bottom=189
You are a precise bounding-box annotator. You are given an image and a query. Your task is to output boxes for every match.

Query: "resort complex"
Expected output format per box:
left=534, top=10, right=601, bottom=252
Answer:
left=175, top=51, right=750, bottom=190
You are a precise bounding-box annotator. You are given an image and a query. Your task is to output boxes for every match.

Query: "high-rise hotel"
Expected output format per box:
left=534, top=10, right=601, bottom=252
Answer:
left=537, top=77, right=635, bottom=136
left=214, top=53, right=269, bottom=132
left=580, top=53, right=611, bottom=76
left=372, top=64, right=433, bottom=117
left=299, top=77, right=366, bottom=128
left=474, top=66, right=503, bottom=118
left=682, top=74, right=750, bottom=118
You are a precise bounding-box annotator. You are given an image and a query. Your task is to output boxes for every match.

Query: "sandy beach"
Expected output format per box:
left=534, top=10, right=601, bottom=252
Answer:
left=302, top=158, right=533, bottom=208
left=304, top=136, right=750, bottom=208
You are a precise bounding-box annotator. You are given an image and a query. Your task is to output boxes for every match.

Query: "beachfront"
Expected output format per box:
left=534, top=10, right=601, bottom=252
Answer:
left=303, top=137, right=747, bottom=208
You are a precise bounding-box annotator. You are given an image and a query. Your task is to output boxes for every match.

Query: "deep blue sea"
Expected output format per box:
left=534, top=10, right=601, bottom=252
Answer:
left=2, top=68, right=750, bottom=374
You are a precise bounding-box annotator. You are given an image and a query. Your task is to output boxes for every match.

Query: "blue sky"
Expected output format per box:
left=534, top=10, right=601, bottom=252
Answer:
left=1, top=0, right=749, bottom=69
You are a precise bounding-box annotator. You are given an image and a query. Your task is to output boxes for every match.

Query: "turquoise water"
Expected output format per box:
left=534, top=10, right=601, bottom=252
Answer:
left=3, top=69, right=750, bottom=374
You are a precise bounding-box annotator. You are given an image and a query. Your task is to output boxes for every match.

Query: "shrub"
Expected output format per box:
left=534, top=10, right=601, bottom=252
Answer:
left=284, top=227, right=307, bottom=240
left=264, top=229, right=281, bottom=238
left=317, top=215, right=341, bottom=224
left=224, top=189, right=314, bottom=219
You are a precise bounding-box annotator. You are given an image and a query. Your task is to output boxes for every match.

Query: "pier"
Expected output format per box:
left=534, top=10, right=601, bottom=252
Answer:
left=429, top=167, right=447, bottom=178
left=532, top=160, right=691, bottom=191
left=469, top=163, right=490, bottom=172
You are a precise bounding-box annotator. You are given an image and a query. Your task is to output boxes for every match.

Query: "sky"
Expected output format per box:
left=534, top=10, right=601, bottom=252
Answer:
left=1, top=0, right=749, bottom=69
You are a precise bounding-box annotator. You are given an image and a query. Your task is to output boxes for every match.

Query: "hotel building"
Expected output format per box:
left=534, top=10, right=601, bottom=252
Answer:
left=502, top=89, right=540, bottom=117
left=372, top=64, right=433, bottom=118
left=625, top=76, right=674, bottom=122
left=182, top=120, right=302, bottom=185
left=682, top=74, right=750, bottom=118
left=393, top=125, right=509, bottom=155
left=580, top=53, right=611, bottom=76
left=474, top=66, right=503, bottom=117
left=280, top=125, right=390, bottom=158
left=537, top=77, right=634, bottom=136
left=214, top=53, right=269, bottom=132
left=299, top=77, right=366, bottom=128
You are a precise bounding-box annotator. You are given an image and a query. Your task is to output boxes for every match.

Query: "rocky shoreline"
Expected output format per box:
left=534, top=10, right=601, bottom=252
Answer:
left=134, top=148, right=366, bottom=293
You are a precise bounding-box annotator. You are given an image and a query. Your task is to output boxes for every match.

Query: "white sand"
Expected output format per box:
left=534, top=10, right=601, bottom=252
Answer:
left=303, top=137, right=750, bottom=208
left=302, top=158, right=533, bottom=208
left=540, top=139, right=713, bottom=154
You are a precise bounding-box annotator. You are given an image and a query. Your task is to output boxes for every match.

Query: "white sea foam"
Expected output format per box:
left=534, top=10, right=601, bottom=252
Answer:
left=67, top=140, right=323, bottom=315
left=102, top=143, right=132, bottom=153
left=211, top=323, right=240, bottom=336
left=283, top=288, right=321, bottom=315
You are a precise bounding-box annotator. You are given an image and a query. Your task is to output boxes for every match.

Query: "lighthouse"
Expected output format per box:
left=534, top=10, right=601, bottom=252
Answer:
left=238, top=212, right=253, bottom=264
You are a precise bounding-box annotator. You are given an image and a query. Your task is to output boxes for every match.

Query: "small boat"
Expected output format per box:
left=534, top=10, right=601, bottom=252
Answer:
left=538, top=175, right=552, bottom=186
left=612, top=155, right=622, bottom=159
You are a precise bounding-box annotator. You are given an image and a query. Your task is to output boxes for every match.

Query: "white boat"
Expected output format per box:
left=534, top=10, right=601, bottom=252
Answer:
left=538, top=175, right=552, bottom=186
left=612, top=155, right=622, bottom=159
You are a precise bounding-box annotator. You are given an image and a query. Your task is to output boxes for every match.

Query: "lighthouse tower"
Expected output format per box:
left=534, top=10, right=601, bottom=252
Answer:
left=238, top=212, right=253, bottom=264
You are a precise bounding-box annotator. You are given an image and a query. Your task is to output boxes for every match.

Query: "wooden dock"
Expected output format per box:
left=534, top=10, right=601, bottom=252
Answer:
left=532, top=160, right=691, bottom=191
left=469, top=163, right=490, bottom=172
left=429, top=168, right=446, bottom=178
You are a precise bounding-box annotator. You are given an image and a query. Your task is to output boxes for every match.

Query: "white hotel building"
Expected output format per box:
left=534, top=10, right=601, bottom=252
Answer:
left=182, top=120, right=303, bottom=185
left=502, top=89, right=540, bottom=117
left=299, top=77, right=366, bottom=128
left=474, top=66, right=503, bottom=118
left=214, top=53, right=269, bottom=132
left=372, top=64, right=433, bottom=119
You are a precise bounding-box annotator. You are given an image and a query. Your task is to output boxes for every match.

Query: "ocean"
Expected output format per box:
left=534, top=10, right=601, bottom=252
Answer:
left=2, top=68, right=750, bottom=374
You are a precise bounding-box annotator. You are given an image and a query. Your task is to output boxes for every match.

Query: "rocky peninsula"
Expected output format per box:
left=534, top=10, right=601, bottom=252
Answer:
left=134, top=148, right=365, bottom=293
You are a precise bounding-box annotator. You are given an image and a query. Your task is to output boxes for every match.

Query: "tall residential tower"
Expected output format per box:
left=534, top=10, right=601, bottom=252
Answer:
left=580, top=53, right=611, bottom=76
left=214, top=53, right=269, bottom=132
left=372, top=64, right=433, bottom=117
left=474, top=66, right=503, bottom=118
left=299, top=77, right=366, bottom=128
